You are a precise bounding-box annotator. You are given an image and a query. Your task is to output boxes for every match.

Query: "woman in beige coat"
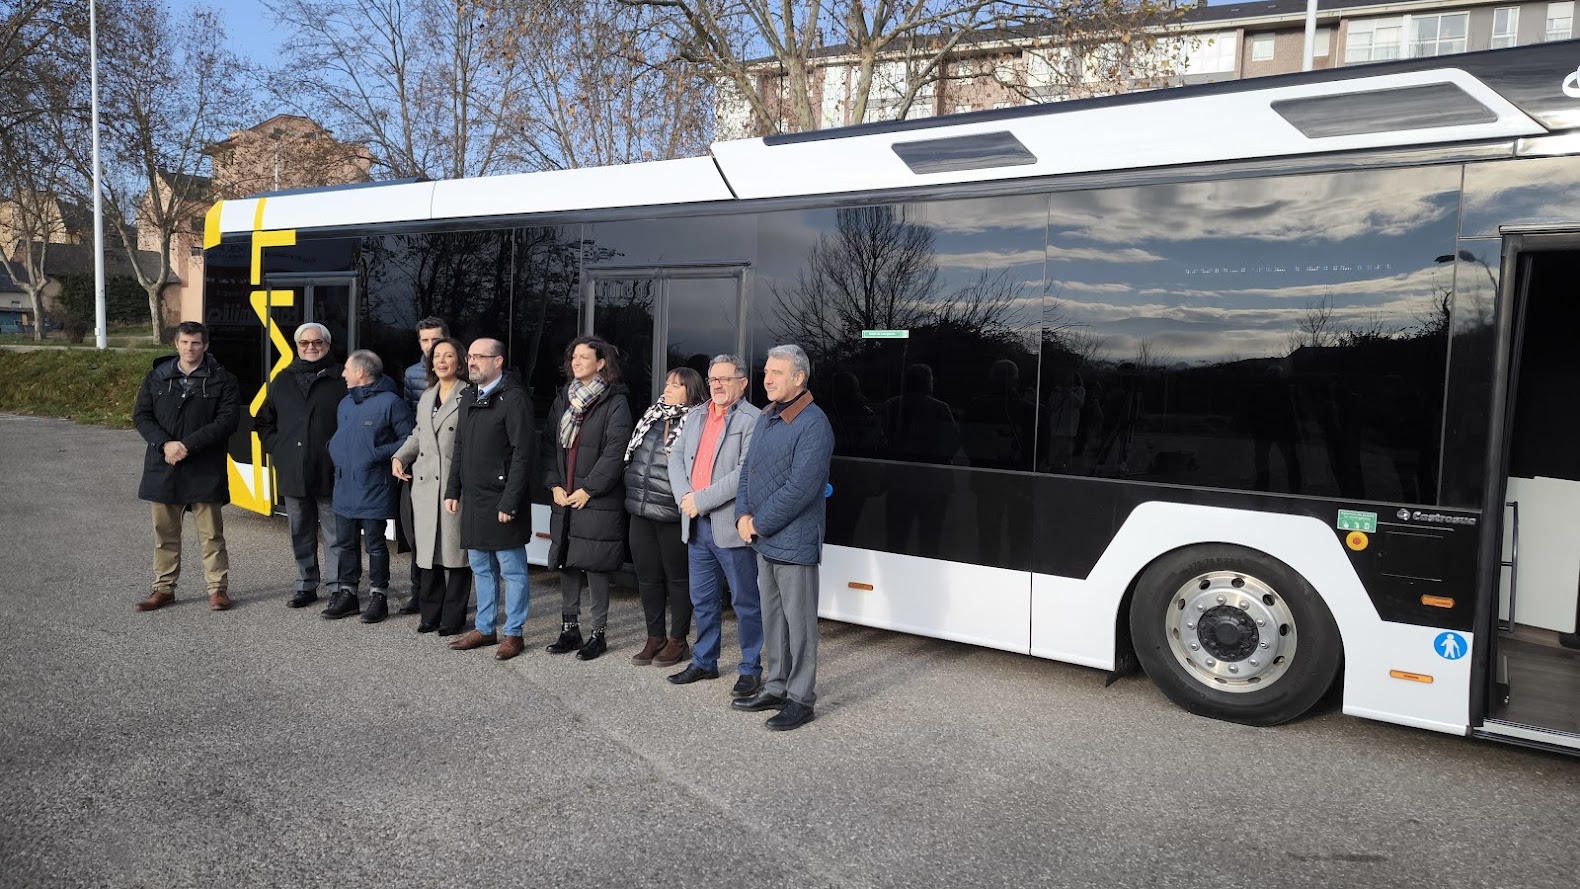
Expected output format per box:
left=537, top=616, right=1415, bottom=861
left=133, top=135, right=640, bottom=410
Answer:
left=392, top=337, right=473, bottom=635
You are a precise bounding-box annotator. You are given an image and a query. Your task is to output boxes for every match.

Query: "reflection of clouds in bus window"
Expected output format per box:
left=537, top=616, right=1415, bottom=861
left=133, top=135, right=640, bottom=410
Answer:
left=1049, top=166, right=1459, bottom=244
left=1461, top=156, right=1580, bottom=239
left=1047, top=244, right=1168, bottom=263
left=935, top=248, right=1046, bottom=269
left=910, top=197, right=1050, bottom=235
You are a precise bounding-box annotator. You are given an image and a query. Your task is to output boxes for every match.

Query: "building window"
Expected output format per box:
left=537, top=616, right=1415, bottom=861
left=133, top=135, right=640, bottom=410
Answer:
left=1314, top=28, right=1332, bottom=57
left=1409, top=12, right=1469, bottom=57
left=1345, top=17, right=1404, bottom=63
left=1251, top=33, right=1275, bottom=62
left=1493, top=7, right=1520, bottom=48
left=1547, top=2, right=1573, bottom=40
left=1184, top=30, right=1238, bottom=75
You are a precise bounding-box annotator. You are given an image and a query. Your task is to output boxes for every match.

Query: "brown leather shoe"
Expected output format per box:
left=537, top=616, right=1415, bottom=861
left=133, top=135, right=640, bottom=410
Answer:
left=653, top=637, right=689, bottom=668
left=495, top=635, right=524, bottom=661
left=449, top=630, right=498, bottom=651
left=136, top=590, right=174, bottom=612
left=631, top=635, right=665, bottom=665
left=208, top=591, right=232, bottom=611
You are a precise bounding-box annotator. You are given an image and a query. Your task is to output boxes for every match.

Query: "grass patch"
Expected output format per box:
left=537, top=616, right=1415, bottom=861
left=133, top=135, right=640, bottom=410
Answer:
left=0, top=348, right=171, bottom=427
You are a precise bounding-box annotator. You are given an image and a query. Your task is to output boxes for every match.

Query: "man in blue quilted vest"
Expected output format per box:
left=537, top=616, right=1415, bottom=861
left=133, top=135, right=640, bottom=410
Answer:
left=731, top=344, right=834, bottom=731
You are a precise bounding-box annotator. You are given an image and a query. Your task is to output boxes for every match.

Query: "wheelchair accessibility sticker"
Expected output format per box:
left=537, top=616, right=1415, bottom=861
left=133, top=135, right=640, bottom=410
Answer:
left=1435, top=632, right=1467, bottom=660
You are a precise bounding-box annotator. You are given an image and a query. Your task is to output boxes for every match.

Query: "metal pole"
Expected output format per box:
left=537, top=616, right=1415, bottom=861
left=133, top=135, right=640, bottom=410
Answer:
left=90, top=0, right=107, bottom=349
left=1302, top=0, right=1319, bottom=72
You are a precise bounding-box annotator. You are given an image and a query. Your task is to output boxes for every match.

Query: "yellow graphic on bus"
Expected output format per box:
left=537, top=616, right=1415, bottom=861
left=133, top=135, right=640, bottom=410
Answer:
left=211, top=198, right=299, bottom=516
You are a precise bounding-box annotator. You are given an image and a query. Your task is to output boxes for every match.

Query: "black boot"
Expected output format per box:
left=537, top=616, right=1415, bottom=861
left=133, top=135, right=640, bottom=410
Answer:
left=360, top=591, right=389, bottom=624
left=322, top=589, right=360, bottom=620
left=576, top=628, right=608, bottom=661
left=545, top=617, right=583, bottom=654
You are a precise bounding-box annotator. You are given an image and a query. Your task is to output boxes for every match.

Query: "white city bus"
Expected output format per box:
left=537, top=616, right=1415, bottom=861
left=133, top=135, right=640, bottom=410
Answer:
left=203, top=42, right=1580, bottom=750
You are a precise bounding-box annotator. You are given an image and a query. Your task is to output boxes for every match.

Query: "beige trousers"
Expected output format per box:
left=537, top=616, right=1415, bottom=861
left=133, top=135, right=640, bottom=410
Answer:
left=150, top=502, right=229, bottom=595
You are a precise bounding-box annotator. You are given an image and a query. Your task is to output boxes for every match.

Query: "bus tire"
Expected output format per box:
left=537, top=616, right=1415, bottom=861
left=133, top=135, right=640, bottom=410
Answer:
left=1128, top=544, right=1341, bottom=727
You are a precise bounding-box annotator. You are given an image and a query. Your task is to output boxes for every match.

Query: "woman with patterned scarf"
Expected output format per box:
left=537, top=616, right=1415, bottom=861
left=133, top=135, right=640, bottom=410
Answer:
left=544, top=336, right=633, bottom=660
left=621, top=367, right=706, bottom=668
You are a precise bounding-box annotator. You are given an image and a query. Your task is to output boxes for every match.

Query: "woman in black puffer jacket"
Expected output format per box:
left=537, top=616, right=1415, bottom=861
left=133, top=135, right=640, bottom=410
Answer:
left=545, top=336, right=633, bottom=661
left=622, top=367, right=706, bottom=669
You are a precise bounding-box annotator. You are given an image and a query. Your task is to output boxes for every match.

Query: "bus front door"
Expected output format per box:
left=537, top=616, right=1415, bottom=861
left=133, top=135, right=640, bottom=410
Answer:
left=1482, top=236, right=1580, bottom=750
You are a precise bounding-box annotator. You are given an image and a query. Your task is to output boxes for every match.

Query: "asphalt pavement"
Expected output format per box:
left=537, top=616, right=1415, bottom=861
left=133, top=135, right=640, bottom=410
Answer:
left=2, top=413, right=1578, bottom=889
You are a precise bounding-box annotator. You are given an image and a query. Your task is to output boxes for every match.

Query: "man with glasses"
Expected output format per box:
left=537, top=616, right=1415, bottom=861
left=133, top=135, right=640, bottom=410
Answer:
left=445, top=338, right=535, bottom=660
left=666, top=354, right=765, bottom=698
left=397, top=317, right=451, bottom=616
left=256, top=322, right=347, bottom=608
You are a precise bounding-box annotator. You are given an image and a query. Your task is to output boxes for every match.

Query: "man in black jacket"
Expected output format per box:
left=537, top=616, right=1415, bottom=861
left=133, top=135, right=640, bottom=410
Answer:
left=132, top=321, right=240, bottom=612
left=255, top=322, right=348, bottom=609
left=444, top=338, right=535, bottom=660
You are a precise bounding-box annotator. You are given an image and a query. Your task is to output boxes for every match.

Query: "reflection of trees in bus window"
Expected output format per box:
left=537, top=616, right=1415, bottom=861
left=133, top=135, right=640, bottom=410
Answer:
left=1038, top=165, right=1461, bottom=505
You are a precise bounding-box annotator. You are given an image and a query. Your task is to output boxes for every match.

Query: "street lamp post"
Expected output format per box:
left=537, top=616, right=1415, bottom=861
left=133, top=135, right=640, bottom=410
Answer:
left=91, top=0, right=106, bottom=349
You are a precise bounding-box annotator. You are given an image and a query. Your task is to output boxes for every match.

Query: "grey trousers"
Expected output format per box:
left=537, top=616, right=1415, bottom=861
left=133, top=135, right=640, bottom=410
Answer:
left=758, top=557, right=820, bottom=707
left=283, top=495, right=339, bottom=592
left=560, top=569, right=613, bottom=629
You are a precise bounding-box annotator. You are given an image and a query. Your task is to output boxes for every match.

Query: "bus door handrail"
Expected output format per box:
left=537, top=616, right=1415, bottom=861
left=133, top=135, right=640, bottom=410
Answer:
left=1501, top=500, right=1519, bottom=633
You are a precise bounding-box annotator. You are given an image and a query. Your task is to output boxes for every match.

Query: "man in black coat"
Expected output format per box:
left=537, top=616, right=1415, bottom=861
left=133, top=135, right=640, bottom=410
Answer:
left=255, top=322, right=348, bottom=609
left=444, top=338, right=535, bottom=660
left=132, top=321, right=241, bottom=612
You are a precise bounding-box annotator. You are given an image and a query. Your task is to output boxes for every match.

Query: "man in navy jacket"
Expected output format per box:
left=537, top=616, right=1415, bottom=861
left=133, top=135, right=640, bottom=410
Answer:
left=732, top=344, right=834, bottom=731
left=325, top=350, right=414, bottom=623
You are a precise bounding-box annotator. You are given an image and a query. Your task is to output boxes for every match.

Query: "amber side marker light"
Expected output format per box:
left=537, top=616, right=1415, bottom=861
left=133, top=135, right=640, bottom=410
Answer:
left=1389, top=670, right=1434, bottom=684
left=848, top=582, right=874, bottom=591
left=1420, top=595, right=1455, bottom=608
left=535, top=532, right=552, bottom=540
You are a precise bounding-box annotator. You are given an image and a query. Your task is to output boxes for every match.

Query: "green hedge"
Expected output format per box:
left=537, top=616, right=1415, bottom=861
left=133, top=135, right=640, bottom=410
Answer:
left=0, top=348, right=170, bottom=428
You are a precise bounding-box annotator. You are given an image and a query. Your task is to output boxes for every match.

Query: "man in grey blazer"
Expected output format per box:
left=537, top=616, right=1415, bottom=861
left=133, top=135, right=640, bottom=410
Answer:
left=667, top=354, right=764, bottom=698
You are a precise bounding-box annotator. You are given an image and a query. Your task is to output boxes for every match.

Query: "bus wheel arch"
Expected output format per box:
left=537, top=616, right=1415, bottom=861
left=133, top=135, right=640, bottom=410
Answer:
left=1126, top=543, right=1343, bottom=727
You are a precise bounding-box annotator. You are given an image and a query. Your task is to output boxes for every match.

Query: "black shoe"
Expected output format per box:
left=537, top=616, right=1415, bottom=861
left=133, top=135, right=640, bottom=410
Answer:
left=731, top=691, right=787, bottom=712
left=667, top=664, right=719, bottom=685
left=545, top=622, right=583, bottom=654
left=765, top=700, right=815, bottom=731
left=576, top=629, right=607, bottom=661
left=730, top=674, right=763, bottom=699
left=1560, top=632, right=1580, bottom=651
left=286, top=590, right=318, bottom=609
left=417, top=621, right=438, bottom=633
left=322, top=590, right=360, bottom=620
left=436, top=625, right=464, bottom=637
left=397, top=596, right=421, bottom=616
left=359, top=592, right=389, bottom=624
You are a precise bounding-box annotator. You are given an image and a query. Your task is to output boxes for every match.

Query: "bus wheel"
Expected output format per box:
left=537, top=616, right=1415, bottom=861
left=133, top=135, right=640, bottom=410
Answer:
left=1129, top=545, right=1341, bottom=727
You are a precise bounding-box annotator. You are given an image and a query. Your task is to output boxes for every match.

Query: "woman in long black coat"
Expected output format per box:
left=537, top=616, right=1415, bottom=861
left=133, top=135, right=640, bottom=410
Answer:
left=544, top=336, right=633, bottom=661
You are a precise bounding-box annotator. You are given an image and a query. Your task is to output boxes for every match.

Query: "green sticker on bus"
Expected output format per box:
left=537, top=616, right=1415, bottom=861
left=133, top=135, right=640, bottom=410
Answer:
left=1337, top=509, right=1377, bottom=533
left=861, top=329, right=909, bottom=339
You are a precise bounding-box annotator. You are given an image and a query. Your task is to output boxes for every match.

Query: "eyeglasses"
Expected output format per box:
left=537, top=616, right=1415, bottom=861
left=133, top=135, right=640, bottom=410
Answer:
left=297, top=339, right=326, bottom=347
left=468, top=353, right=501, bottom=360
left=707, top=376, right=744, bottom=385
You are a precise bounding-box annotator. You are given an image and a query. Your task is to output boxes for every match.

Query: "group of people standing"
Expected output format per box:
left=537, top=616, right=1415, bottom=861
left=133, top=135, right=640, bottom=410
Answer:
left=131, top=317, right=835, bottom=730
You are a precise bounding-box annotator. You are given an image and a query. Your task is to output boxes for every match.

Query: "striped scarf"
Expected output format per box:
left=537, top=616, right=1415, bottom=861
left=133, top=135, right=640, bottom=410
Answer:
left=557, top=377, right=607, bottom=449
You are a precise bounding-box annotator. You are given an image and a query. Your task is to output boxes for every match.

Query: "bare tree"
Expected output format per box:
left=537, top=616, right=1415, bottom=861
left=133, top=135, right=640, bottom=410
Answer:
left=1287, top=293, right=1337, bottom=352
left=265, top=0, right=538, bottom=179
left=78, top=0, right=253, bottom=339
left=0, top=0, right=85, bottom=340
left=621, top=0, right=997, bottom=136
left=484, top=0, right=713, bottom=170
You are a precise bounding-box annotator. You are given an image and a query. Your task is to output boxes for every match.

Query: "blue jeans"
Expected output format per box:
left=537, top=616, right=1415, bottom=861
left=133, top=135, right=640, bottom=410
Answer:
left=688, top=517, right=762, bottom=676
left=332, top=515, right=390, bottom=593
left=470, top=546, right=530, bottom=637
left=284, top=495, right=339, bottom=592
